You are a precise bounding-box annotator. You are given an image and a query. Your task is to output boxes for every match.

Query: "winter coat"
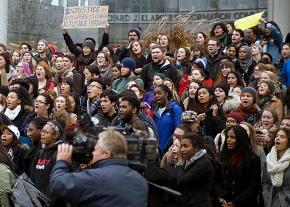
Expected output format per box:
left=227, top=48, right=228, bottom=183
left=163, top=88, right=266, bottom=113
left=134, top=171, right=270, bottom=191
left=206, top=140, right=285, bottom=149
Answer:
left=201, top=108, right=225, bottom=138
left=152, top=101, right=182, bottom=152
left=259, top=95, right=283, bottom=123
left=63, top=32, right=109, bottom=57
left=281, top=59, right=290, bottom=87
left=235, top=60, right=255, bottom=85
left=141, top=60, right=179, bottom=91
left=49, top=158, right=148, bottom=207
left=262, top=154, right=290, bottom=207
left=222, top=93, right=241, bottom=114
left=262, top=23, right=283, bottom=64
left=4, top=107, right=33, bottom=136
left=23, top=143, right=42, bottom=177
left=0, top=164, right=15, bottom=207
left=112, top=74, right=143, bottom=94
left=30, top=141, right=61, bottom=195
left=205, top=52, right=225, bottom=82
left=144, top=91, right=154, bottom=106
left=80, top=97, right=102, bottom=117
left=146, top=151, right=215, bottom=207
left=7, top=144, right=28, bottom=175
left=217, top=153, right=261, bottom=207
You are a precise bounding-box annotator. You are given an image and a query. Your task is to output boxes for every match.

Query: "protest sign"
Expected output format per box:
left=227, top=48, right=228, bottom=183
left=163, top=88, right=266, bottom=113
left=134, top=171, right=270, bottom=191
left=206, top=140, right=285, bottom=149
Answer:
left=63, top=6, right=108, bottom=29
left=234, top=11, right=265, bottom=30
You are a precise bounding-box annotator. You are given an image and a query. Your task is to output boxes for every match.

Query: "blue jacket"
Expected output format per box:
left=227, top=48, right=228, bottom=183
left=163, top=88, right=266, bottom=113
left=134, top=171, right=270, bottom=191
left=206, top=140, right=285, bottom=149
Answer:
left=263, top=23, right=283, bottom=63
left=281, top=59, right=290, bottom=87
left=153, top=101, right=182, bottom=152
left=49, top=158, right=148, bottom=207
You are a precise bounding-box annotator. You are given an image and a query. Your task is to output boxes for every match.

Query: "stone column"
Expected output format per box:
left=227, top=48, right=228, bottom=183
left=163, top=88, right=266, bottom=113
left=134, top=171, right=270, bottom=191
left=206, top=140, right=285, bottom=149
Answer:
left=268, top=0, right=290, bottom=39
left=0, top=0, right=8, bottom=44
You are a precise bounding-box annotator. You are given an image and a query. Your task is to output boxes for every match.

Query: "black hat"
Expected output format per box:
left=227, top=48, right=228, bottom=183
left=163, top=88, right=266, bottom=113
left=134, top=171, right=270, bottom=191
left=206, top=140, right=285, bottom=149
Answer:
left=128, top=28, right=142, bottom=40
left=83, top=41, right=95, bottom=52
left=25, top=76, right=39, bottom=98
left=0, top=86, right=9, bottom=97
left=215, top=83, right=230, bottom=96
left=84, top=37, right=96, bottom=47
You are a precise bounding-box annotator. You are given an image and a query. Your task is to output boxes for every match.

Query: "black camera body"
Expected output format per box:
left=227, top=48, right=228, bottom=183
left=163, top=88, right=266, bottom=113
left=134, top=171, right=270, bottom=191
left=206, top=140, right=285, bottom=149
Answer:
left=71, top=114, right=157, bottom=167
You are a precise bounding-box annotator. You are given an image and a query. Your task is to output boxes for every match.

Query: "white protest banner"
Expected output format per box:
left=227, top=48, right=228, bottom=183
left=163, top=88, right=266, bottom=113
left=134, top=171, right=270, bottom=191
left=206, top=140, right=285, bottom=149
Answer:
left=63, top=5, right=108, bottom=29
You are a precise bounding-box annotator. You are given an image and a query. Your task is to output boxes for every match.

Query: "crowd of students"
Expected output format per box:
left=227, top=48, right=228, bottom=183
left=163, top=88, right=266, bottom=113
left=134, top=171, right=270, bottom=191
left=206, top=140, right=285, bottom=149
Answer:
left=0, top=16, right=289, bottom=207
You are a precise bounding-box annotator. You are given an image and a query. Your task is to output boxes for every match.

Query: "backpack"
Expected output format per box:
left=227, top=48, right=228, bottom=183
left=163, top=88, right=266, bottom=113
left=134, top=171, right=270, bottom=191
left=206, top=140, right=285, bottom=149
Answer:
left=10, top=174, right=51, bottom=207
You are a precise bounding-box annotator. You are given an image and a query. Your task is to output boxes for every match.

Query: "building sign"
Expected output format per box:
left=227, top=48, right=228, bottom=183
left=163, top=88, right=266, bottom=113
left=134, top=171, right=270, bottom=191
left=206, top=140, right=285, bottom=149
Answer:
left=108, top=9, right=266, bottom=23
left=63, top=5, right=108, bottom=28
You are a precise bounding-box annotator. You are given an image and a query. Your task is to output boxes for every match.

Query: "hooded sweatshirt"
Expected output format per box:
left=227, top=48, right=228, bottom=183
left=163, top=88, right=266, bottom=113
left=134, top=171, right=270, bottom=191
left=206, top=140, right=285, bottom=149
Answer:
left=30, top=140, right=62, bottom=195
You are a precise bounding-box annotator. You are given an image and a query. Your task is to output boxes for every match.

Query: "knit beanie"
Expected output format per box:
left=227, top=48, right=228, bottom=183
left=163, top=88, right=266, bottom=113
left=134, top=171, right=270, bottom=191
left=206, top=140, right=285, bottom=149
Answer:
left=241, top=87, right=257, bottom=103
left=121, top=58, right=136, bottom=71
left=128, top=28, right=141, bottom=40
left=83, top=41, right=95, bottom=51
left=215, top=83, right=230, bottom=97
left=193, top=58, right=207, bottom=70
left=226, top=111, right=245, bottom=123
left=84, top=37, right=96, bottom=47
left=22, top=51, right=33, bottom=58
left=260, top=80, right=275, bottom=95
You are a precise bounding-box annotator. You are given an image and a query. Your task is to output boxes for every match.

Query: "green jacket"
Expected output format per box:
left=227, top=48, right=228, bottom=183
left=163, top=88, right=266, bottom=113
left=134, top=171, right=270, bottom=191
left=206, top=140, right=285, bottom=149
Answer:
left=0, top=164, right=15, bottom=207
left=112, top=75, right=144, bottom=94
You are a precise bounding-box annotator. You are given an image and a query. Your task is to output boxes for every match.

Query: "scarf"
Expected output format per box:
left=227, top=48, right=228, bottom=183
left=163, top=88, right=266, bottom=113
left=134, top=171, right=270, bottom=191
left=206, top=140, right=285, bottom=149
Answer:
left=267, top=147, right=290, bottom=187
left=185, top=149, right=207, bottom=170
left=238, top=104, right=257, bottom=118
left=4, top=105, right=21, bottom=120
left=259, top=94, right=274, bottom=110
left=239, top=46, right=253, bottom=73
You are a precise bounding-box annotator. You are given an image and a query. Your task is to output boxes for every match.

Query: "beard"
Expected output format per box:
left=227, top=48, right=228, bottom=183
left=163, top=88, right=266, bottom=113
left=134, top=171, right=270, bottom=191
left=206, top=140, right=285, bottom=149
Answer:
left=120, top=110, right=133, bottom=122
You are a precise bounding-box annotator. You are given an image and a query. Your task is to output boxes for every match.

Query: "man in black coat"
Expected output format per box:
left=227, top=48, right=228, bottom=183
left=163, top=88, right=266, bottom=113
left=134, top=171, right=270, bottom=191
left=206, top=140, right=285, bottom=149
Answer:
left=49, top=130, right=148, bottom=207
left=205, top=37, right=225, bottom=83
left=141, top=45, right=179, bottom=91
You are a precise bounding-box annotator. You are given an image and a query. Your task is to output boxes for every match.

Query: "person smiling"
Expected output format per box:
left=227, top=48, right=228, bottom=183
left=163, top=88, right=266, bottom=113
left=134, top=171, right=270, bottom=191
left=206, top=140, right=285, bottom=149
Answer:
left=262, top=128, right=290, bottom=207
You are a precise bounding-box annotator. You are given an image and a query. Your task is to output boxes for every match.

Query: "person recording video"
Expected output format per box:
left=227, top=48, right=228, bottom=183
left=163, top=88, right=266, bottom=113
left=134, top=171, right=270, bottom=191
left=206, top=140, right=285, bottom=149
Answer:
left=49, top=129, right=148, bottom=207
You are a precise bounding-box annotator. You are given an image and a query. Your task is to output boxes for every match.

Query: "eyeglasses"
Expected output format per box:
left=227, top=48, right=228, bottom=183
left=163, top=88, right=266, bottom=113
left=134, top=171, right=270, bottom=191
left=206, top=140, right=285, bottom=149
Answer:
left=16, top=65, right=23, bottom=68
left=35, top=100, right=47, bottom=104
left=226, top=119, right=237, bottom=124
left=88, top=85, right=102, bottom=90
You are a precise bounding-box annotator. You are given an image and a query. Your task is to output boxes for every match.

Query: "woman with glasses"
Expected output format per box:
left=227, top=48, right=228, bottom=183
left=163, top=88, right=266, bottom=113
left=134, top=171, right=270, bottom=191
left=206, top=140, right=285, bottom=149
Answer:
left=34, top=93, right=54, bottom=118
left=14, top=60, right=32, bottom=79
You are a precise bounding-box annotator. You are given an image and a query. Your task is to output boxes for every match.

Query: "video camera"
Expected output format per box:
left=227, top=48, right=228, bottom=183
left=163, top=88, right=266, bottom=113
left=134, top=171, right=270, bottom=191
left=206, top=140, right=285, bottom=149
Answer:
left=70, top=114, right=158, bottom=169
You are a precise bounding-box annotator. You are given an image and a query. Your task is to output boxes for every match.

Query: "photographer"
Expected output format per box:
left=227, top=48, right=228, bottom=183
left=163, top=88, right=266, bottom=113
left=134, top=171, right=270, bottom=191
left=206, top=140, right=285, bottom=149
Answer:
left=49, top=130, right=148, bottom=207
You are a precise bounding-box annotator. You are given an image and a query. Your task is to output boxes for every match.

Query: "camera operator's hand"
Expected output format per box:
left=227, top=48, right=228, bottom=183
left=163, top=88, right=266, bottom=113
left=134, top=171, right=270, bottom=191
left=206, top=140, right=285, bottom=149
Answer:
left=57, top=144, right=73, bottom=164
